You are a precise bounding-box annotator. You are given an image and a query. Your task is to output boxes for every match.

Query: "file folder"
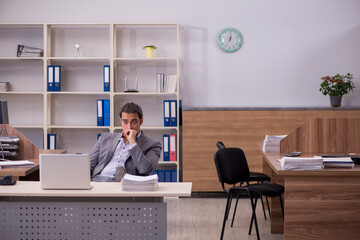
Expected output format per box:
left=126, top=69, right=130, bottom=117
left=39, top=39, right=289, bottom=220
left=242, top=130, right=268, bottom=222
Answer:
left=163, top=134, right=169, bottom=161
left=170, top=100, right=177, bottom=126
left=103, top=65, right=110, bottom=92
left=158, top=170, right=165, bottom=182
left=169, top=134, right=176, bottom=162
left=47, top=66, right=54, bottom=91
left=47, top=134, right=56, bottom=150
left=171, top=170, right=177, bottom=182
left=165, top=170, right=171, bottom=182
left=97, top=99, right=104, bottom=126
left=103, top=99, right=110, bottom=126
left=164, top=100, right=170, bottom=127
left=53, top=65, right=61, bottom=91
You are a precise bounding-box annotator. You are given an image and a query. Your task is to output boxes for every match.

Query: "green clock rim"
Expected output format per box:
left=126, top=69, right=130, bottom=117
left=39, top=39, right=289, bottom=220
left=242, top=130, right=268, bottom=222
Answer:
left=217, top=27, right=243, bottom=53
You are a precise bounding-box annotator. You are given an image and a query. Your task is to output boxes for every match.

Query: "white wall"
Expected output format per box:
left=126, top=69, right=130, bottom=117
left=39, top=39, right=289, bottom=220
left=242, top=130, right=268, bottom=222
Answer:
left=1, top=0, right=360, bottom=108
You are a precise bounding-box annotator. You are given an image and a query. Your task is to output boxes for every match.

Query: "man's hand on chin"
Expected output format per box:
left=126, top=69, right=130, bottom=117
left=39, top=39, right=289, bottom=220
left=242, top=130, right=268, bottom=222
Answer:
left=123, top=129, right=137, bottom=145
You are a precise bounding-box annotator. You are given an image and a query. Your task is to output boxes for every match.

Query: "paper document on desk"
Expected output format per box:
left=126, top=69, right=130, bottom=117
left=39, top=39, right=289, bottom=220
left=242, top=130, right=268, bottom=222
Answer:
left=0, top=160, right=35, bottom=168
left=279, top=157, right=323, bottom=170
left=122, top=173, right=158, bottom=191
left=263, top=135, right=287, bottom=152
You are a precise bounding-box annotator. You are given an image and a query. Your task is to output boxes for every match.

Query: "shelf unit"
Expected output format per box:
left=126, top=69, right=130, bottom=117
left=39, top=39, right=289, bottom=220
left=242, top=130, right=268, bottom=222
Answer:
left=0, top=23, right=181, bottom=181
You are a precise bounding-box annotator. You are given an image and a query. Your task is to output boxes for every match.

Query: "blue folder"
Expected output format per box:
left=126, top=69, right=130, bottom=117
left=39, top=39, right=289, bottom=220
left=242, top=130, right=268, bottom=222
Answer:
left=170, top=100, right=177, bottom=126
left=53, top=65, right=61, bottom=91
left=163, top=134, right=169, bottom=161
left=165, top=170, right=171, bottom=182
left=103, top=65, right=110, bottom=92
left=158, top=170, right=165, bottom=182
left=171, top=170, right=177, bottom=182
left=103, top=99, right=110, bottom=126
left=47, top=66, right=54, bottom=91
left=164, top=100, right=170, bottom=127
left=47, top=133, right=56, bottom=150
left=97, top=99, right=104, bottom=126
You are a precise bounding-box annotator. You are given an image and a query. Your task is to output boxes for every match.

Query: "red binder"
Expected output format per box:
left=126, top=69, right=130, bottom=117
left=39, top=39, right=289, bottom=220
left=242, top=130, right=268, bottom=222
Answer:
left=170, top=134, right=176, bottom=161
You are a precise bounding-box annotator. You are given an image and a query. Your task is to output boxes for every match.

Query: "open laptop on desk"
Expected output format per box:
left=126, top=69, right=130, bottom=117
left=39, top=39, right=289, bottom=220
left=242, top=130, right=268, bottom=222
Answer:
left=40, top=154, right=92, bottom=190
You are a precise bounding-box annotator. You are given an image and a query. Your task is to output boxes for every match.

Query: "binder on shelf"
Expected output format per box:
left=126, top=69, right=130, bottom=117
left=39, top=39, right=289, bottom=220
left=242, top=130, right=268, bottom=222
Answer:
left=53, top=65, right=61, bottom=91
left=169, top=134, right=176, bottom=162
left=103, top=99, right=110, bottom=126
left=103, top=65, right=110, bottom=92
left=163, top=100, right=170, bottom=127
left=170, top=100, right=177, bottom=126
left=165, top=170, right=171, bottom=182
left=171, top=170, right=177, bottom=182
left=97, top=99, right=104, bottom=126
left=47, top=66, right=54, bottom=91
left=163, top=134, right=169, bottom=161
left=47, top=134, right=56, bottom=150
left=158, top=170, right=165, bottom=182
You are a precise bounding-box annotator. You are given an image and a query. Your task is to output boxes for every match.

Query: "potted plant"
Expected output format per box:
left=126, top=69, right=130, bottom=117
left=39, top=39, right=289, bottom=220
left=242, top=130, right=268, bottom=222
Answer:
left=143, top=45, right=156, bottom=58
left=319, top=73, right=355, bottom=107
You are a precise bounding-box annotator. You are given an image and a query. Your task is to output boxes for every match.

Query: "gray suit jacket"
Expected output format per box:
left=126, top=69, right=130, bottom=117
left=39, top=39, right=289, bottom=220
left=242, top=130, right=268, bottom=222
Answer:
left=90, top=132, right=161, bottom=178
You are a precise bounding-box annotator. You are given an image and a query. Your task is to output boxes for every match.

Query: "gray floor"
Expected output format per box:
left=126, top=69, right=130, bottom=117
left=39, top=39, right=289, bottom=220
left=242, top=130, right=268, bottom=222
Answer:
left=166, top=197, right=284, bottom=240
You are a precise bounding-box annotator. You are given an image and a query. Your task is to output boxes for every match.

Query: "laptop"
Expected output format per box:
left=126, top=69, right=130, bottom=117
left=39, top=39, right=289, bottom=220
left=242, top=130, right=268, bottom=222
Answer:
left=40, top=154, right=92, bottom=190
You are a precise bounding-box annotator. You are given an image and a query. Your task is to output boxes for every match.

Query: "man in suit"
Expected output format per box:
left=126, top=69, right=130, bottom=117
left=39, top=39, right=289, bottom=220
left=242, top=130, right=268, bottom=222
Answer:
left=90, top=102, right=162, bottom=182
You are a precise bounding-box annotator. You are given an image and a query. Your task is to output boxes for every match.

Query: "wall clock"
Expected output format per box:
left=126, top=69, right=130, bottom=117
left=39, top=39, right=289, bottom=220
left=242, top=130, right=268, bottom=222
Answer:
left=217, top=28, right=243, bottom=53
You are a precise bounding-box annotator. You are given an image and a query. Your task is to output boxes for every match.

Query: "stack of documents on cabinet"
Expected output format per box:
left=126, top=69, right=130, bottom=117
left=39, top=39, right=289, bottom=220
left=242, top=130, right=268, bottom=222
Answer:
left=0, top=160, right=35, bottom=168
left=263, top=135, right=287, bottom=152
left=122, top=173, right=158, bottom=191
left=279, top=156, right=323, bottom=170
left=322, top=157, right=354, bottom=168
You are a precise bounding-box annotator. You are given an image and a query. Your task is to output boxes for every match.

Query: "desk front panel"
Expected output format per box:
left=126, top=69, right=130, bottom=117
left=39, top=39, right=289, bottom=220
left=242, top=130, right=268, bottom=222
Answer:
left=0, top=197, right=166, bottom=240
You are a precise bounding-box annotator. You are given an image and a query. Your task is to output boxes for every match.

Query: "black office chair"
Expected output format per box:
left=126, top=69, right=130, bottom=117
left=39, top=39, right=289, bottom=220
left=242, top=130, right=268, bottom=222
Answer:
left=216, top=141, right=271, bottom=221
left=214, top=147, right=284, bottom=240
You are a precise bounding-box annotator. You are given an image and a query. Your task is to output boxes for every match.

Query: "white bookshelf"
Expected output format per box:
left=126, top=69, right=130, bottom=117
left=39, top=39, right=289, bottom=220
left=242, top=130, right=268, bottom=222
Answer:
left=0, top=23, right=181, bottom=181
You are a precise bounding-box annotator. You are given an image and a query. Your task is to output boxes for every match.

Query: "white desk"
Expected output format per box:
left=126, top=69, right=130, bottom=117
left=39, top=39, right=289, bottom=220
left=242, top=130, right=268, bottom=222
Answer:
left=0, top=181, right=192, bottom=240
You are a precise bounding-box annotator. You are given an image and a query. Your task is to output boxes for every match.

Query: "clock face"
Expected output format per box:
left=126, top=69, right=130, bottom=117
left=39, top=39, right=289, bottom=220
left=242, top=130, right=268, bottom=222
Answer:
left=217, top=28, right=243, bottom=53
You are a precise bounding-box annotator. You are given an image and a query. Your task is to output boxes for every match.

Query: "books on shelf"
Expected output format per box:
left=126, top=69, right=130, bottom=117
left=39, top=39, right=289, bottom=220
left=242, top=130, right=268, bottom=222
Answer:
left=279, top=156, right=323, bottom=170
left=157, top=73, right=177, bottom=93
left=121, top=173, right=158, bottom=191
left=17, top=45, right=43, bottom=57
left=322, top=157, right=354, bottom=168
left=0, top=82, right=9, bottom=92
left=262, top=135, right=287, bottom=152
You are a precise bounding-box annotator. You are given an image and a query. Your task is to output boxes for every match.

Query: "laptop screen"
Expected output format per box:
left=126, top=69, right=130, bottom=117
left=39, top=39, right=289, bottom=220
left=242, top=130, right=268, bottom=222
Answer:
left=40, top=154, right=92, bottom=189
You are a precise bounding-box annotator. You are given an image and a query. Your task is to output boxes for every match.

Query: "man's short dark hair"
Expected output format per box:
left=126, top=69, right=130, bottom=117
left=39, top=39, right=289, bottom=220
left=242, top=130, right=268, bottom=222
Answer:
left=119, top=102, right=143, bottom=119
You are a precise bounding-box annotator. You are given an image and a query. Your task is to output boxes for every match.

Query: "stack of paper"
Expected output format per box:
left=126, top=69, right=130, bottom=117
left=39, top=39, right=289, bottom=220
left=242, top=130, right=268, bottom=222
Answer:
left=279, top=157, right=323, bottom=170
left=322, top=157, right=354, bottom=168
left=263, top=135, right=287, bottom=152
left=0, top=160, right=35, bottom=168
left=121, top=173, right=158, bottom=191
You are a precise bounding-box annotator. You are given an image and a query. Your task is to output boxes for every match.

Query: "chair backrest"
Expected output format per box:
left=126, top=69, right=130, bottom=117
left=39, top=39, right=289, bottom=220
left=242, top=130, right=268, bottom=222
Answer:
left=216, top=141, right=226, bottom=150
left=214, top=148, right=251, bottom=191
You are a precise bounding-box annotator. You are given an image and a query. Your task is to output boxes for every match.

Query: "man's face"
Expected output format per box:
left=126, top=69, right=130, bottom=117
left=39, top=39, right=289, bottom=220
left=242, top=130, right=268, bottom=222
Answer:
left=120, top=112, right=143, bottom=135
